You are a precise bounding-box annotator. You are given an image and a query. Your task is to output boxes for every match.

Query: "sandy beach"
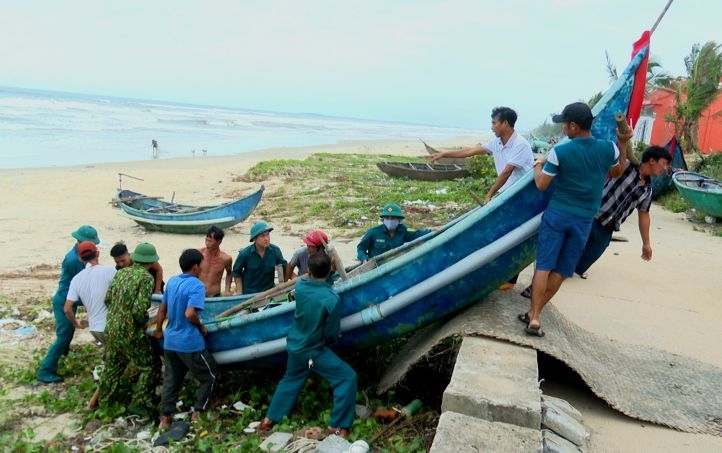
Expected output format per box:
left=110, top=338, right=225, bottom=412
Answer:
left=1, top=137, right=721, bottom=451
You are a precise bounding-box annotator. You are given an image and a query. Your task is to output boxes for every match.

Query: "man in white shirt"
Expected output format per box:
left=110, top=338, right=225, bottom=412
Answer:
left=429, top=106, right=534, bottom=203
left=64, top=241, right=116, bottom=344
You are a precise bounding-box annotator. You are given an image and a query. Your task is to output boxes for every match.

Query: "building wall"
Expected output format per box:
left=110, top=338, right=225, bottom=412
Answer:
left=645, top=89, right=722, bottom=154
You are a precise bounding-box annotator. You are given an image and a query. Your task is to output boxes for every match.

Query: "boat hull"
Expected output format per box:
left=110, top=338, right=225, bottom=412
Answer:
left=117, top=186, right=264, bottom=234
left=672, top=171, right=722, bottom=218
left=376, top=161, right=469, bottom=181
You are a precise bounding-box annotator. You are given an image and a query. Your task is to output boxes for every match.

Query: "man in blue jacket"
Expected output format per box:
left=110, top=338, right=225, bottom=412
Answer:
left=356, top=203, right=431, bottom=262
left=37, top=225, right=100, bottom=383
left=259, top=253, right=357, bottom=438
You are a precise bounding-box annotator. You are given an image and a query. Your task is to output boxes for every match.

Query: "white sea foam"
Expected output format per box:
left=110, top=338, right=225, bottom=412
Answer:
left=0, top=86, right=476, bottom=169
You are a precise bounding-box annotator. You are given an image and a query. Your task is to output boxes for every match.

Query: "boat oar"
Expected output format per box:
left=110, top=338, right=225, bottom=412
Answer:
left=215, top=277, right=300, bottom=319
left=469, top=190, right=485, bottom=206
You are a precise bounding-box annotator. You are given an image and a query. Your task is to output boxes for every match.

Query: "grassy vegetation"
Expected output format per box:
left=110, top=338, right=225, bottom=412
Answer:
left=234, top=152, right=497, bottom=237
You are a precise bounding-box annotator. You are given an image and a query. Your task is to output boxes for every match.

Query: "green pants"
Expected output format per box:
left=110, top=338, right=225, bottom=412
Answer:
left=267, top=347, right=357, bottom=429
left=37, top=300, right=76, bottom=381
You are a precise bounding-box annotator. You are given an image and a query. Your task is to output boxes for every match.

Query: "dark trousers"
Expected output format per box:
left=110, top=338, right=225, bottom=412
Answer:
left=575, top=220, right=614, bottom=275
left=267, top=347, right=357, bottom=429
left=160, top=349, right=218, bottom=416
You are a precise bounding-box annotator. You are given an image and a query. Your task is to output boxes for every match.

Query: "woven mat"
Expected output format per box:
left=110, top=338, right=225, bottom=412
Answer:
left=378, top=292, right=722, bottom=436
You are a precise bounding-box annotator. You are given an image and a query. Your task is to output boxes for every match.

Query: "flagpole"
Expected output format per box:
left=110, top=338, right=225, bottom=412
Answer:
left=650, top=0, right=673, bottom=35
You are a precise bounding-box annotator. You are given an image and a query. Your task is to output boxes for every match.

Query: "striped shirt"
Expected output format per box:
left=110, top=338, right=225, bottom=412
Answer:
left=595, top=164, right=652, bottom=231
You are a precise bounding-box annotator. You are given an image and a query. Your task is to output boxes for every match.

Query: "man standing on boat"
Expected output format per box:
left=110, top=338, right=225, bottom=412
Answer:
left=37, top=225, right=100, bottom=384
left=429, top=106, right=534, bottom=289
left=232, top=221, right=287, bottom=295
left=356, top=203, right=431, bottom=262
left=198, top=226, right=233, bottom=297
left=574, top=145, right=671, bottom=278
left=429, top=106, right=534, bottom=204
left=522, top=102, right=630, bottom=337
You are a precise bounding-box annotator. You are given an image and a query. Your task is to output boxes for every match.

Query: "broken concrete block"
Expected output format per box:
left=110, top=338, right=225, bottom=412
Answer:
left=542, top=406, right=589, bottom=447
left=430, top=411, right=542, bottom=452
left=442, top=337, right=542, bottom=429
left=259, top=432, right=293, bottom=452
left=315, top=434, right=352, bottom=453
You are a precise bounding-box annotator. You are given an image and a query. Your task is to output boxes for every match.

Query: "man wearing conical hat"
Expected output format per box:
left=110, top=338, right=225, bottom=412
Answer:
left=356, top=204, right=431, bottom=262
left=98, top=242, right=162, bottom=416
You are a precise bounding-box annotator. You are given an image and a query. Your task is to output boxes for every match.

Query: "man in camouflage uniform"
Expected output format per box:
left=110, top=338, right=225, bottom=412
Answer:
left=98, top=242, right=162, bottom=415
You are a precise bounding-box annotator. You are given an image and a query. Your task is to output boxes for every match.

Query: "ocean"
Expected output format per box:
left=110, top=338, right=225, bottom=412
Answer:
left=0, top=86, right=476, bottom=169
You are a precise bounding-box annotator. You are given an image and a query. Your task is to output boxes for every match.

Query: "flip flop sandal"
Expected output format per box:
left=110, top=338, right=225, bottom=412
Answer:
left=524, top=325, right=545, bottom=337
left=517, top=313, right=530, bottom=324
left=154, top=421, right=190, bottom=446
left=520, top=285, right=532, bottom=299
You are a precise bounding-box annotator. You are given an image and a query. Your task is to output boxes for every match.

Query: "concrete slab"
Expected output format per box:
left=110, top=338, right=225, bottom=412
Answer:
left=430, top=411, right=542, bottom=453
left=442, top=336, right=542, bottom=429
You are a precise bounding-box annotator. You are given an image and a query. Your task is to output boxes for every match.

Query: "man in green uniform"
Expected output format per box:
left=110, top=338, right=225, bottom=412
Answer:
left=356, top=203, right=431, bottom=262
left=259, top=253, right=357, bottom=437
left=37, top=225, right=100, bottom=383
left=232, top=221, right=287, bottom=295
left=98, top=242, right=162, bottom=415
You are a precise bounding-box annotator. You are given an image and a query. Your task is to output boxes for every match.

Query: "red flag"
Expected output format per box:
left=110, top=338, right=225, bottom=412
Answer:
left=627, top=31, right=651, bottom=128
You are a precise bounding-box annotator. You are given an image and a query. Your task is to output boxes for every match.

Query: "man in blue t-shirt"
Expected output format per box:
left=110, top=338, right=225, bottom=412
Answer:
left=522, top=102, right=631, bottom=337
left=154, top=249, right=218, bottom=428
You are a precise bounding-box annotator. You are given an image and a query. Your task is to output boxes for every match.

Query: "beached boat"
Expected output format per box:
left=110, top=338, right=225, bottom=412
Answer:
left=376, top=161, right=470, bottom=181
left=421, top=140, right=468, bottom=165
left=116, top=186, right=264, bottom=234
left=672, top=171, right=722, bottom=218
left=149, top=34, right=649, bottom=367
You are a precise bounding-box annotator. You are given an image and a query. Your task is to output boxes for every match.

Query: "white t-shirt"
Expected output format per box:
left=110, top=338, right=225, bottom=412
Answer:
left=67, top=264, right=116, bottom=332
left=483, top=131, right=534, bottom=192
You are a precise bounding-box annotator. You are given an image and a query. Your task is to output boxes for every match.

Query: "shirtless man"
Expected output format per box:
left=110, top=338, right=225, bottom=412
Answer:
left=198, top=226, right=233, bottom=297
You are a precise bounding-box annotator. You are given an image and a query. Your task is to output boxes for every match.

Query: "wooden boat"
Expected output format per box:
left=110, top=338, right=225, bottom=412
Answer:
left=376, top=161, right=470, bottom=181
left=117, top=186, right=264, bottom=234
left=421, top=140, right=468, bottom=165
left=672, top=171, right=722, bottom=218
left=651, top=136, right=687, bottom=199
left=149, top=35, right=649, bottom=367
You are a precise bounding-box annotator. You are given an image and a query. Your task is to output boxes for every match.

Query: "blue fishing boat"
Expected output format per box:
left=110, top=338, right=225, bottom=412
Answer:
left=117, top=186, right=264, bottom=234
left=151, top=36, right=650, bottom=366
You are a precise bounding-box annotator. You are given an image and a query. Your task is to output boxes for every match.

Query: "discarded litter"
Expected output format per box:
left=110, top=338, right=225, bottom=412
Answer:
left=233, top=401, right=253, bottom=411
left=12, top=326, right=37, bottom=337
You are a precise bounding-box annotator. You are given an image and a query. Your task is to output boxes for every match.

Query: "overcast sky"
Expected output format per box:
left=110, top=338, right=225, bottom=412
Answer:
left=1, top=0, right=717, bottom=131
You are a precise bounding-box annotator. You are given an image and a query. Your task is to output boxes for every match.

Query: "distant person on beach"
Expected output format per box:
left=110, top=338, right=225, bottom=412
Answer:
left=37, top=225, right=100, bottom=384
left=428, top=106, right=534, bottom=204
left=520, top=102, right=631, bottom=338
left=152, top=139, right=159, bottom=159
left=356, top=203, right=431, bottom=262
left=285, top=229, right=331, bottom=281
left=259, top=253, right=357, bottom=438
left=110, top=242, right=165, bottom=294
left=98, top=242, right=162, bottom=416
left=154, top=249, right=217, bottom=428
left=574, top=145, right=672, bottom=278
left=198, top=226, right=233, bottom=297
left=232, top=221, right=287, bottom=295
left=428, top=106, right=533, bottom=290
left=63, top=241, right=116, bottom=344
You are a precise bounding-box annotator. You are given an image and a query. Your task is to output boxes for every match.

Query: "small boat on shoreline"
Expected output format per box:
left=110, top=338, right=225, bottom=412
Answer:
left=376, top=161, right=470, bottom=181
left=116, top=186, right=264, bottom=234
left=421, top=140, right=468, bottom=165
left=672, top=171, right=722, bottom=218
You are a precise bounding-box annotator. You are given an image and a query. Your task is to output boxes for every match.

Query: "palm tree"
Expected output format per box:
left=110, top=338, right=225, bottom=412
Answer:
left=668, top=42, right=722, bottom=153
